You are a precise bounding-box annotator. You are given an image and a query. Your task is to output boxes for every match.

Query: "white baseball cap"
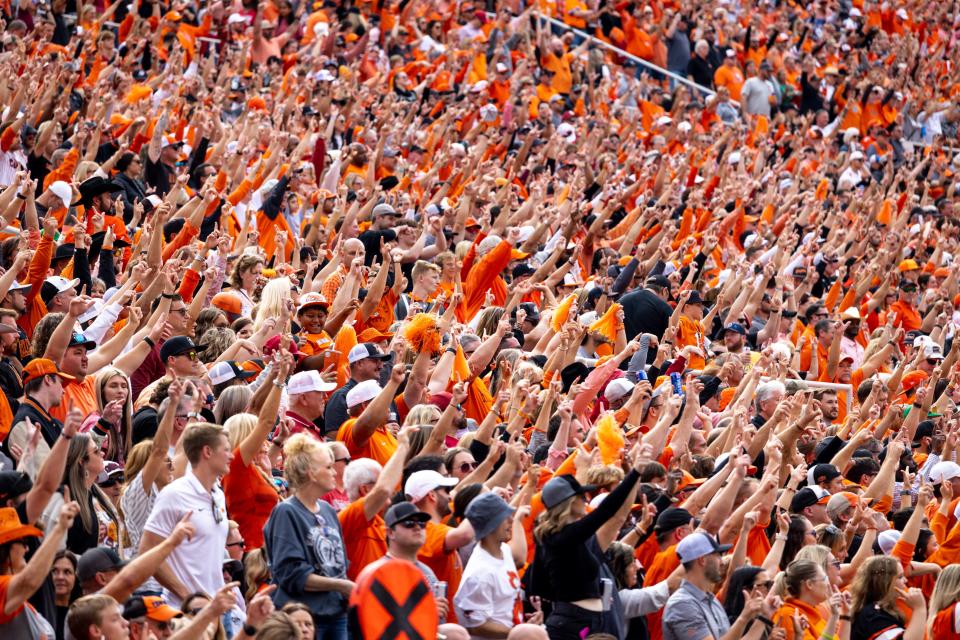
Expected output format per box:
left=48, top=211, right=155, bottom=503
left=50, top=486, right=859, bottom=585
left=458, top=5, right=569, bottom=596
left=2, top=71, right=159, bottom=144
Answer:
left=924, top=343, right=944, bottom=360
left=227, top=13, right=249, bottom=25
left=347, top=343, right=390, bottom=364
left=208, top=361, right=256, bottom=386
left=404, top=470, right=458, bottom=503
left=49, top=181, right=72, bottom=209
left=288, top=370, right=336, bottom=395
left=345, top=379, right=382, bottom=408
left=930, top=461, right=960, bottom=484
left=44, top=276, right=80, bottom=294
left=877, top=530, right=900, bottom=555
left=604, top=378, right=635, bottom=403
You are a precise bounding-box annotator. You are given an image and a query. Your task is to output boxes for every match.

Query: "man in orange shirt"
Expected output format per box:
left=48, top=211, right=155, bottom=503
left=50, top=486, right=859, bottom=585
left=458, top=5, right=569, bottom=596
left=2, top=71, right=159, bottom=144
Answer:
left=644, top=507, right=694, bottom=640
left=405, top=469, right=475, bottom=624
left=336, top=364, right=403, bottom=466
left=338, top=429, right=410, bottom=580
left=714, top=50, right=745, bottom=102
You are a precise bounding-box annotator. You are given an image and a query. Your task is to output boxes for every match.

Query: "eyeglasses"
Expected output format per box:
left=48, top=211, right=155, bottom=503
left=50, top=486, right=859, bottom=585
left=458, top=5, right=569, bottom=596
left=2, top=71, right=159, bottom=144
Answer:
left=397, top=520, right=428, bottom=530
left=226, top=540, right=246, bottom=550
left=170, top=307, right=189, bottom=316
left=458, top=461, right=478, bottom=473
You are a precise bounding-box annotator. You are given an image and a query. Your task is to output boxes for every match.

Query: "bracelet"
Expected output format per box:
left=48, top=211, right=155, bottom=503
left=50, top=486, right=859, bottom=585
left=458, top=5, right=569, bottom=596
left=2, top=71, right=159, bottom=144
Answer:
left=143, top=336, right=155, bottom=349
left=839, top=615, right=851, bottom=621
left=15, top=193, right=25, bottom=200
left=913, top=403, right=923, bottom=408
left=272, top=380, right=286, bottom=388
left=60, top=432, right=72, bottom=440
left=775, top=534, right=787, bottom=541
left=161, top=293, right=177, bottom=299
left=662, top=340, right=673, bottom=345
left=187, top=411, right=201, bottom=419
left=783, top=487, right=797, bottom=493
left=757, top=616, right=774, bottom=628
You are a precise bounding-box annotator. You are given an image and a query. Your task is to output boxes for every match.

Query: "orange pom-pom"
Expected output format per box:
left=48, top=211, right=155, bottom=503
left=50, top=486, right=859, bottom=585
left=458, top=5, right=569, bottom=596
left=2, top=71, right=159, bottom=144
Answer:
left=403, top=313, right=442, bottom=355
left=550, top=294, right=577, bottom=332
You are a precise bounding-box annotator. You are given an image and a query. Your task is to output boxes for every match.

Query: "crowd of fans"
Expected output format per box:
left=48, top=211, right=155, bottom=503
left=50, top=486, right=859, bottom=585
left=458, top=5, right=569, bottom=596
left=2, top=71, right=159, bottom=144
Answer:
left=1, top=0, right=960, bottom=639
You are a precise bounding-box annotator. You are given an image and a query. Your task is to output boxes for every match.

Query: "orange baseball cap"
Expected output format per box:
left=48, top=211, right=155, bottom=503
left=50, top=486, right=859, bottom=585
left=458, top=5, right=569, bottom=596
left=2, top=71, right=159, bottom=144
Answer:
left=22, top=358, right=75, bottom=385
left=123, top=596, right=182, bottom=622
left=898, top=259, right=920, bottom=272
left=211, top=292, right=243, bottom=318
left=357, top=327, right=394, bottom=343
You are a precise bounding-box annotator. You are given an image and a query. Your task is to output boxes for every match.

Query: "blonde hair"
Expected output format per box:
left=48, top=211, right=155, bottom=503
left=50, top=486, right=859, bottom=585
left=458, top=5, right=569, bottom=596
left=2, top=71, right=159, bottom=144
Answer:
left=67, top=594, right=121, bottom=640
left=253, top=277, right=292, bottom=333
left=254, top=613, right=300, bottom=640
left=198, top=327, right=237, bottom=363
left=123, top=440, right=154, bottom=487
left=584, top=465, right=625, bottom=489
left=74, top=161, right=101, bottom=183
left=283, top=434, right=332, bottom=490
left=225, top=413, right=258, bottom=450
left=794, top=544, right=833, bottom=576
left=930, top=565, right=960, bottom=613
left=244, top=548, right=271, bottom=602
left=403, top=404, right=442, bottom=428
left=534, top=494, right=580, bottom=543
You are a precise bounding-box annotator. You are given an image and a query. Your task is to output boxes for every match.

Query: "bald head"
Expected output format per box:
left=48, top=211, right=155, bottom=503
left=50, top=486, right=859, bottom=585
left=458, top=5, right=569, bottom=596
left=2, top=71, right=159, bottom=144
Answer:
left=342, top=238, right=365, bottom=263
left=508, top=624, right=549, bottom=640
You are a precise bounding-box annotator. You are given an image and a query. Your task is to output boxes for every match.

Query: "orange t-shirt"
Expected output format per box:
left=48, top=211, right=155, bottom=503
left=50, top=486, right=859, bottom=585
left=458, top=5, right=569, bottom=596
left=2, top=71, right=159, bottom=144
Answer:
left=222, top=447, right=280, bottom=550
left=676, top=316, right=706, bottom=370
left=644, top=544, right=679, bottom=640
left=418, top=521, right=463, bottom=624
left=715, top=65, right=745, bottom=101
left=50, top=377, right=97, bottom=424
left=0, top=575, right=21, bottom=624
left=931, top=604, right=960, bottom=640
left=338, top=497, right=387, bottom=581
left=336, top=419, right=398, bottom=467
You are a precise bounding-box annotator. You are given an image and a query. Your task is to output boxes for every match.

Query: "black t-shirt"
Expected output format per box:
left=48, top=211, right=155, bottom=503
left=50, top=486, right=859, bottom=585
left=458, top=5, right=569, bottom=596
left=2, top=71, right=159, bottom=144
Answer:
left=619, top=288, right=672, bottom=341
left=18, top=500, right=57, bottom=628
left=851, top=603, right=903, bottom=640
left=144, top=156, right=175, bottom=197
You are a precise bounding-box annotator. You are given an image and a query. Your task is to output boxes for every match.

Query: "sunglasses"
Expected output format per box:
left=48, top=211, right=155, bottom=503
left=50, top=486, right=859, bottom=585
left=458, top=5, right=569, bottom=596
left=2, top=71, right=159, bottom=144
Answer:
left=226, top=540, right=246, bottom=550
left=335, top=457, right=351, bottom=464
left=211, top=495, right=223, bottom=524
left=397, top=520, right=428, bottom=530
left=927, top=358, right=942, bottom=366
left=458, top=461, right=478, bottom=473
left=177, top=351, right=198, bottom=361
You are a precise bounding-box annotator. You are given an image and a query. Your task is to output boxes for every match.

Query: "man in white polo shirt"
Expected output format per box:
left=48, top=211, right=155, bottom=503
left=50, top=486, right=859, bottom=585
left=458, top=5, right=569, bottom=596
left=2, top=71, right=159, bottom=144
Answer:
left=140, top=423, right=232, bottom=608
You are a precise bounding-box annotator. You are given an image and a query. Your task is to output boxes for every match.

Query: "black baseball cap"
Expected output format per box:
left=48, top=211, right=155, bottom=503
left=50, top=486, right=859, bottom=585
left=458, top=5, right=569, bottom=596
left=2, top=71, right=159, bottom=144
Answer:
left=646, top=275, right=670, bottom=289
left=159, top=336, right=207, bottom=362
left=78, top=547, right=127, bottom=582
left=654, top=507, right=693, bottom=534
left=385, top=501, right=431, bottom=528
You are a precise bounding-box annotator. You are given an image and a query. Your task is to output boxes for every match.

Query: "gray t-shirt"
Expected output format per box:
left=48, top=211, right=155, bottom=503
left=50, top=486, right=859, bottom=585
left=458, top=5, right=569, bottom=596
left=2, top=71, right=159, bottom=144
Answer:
left=263, top=496, right=349, bottom=617
left=663, top=580, right=730, bottom=640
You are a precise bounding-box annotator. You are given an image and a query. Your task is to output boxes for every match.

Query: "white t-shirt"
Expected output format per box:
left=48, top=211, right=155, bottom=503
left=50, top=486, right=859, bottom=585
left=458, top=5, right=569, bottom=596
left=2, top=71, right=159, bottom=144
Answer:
left=143, top=469, right=228, bottom=606
left=453, top=543, right=520, bottom=639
